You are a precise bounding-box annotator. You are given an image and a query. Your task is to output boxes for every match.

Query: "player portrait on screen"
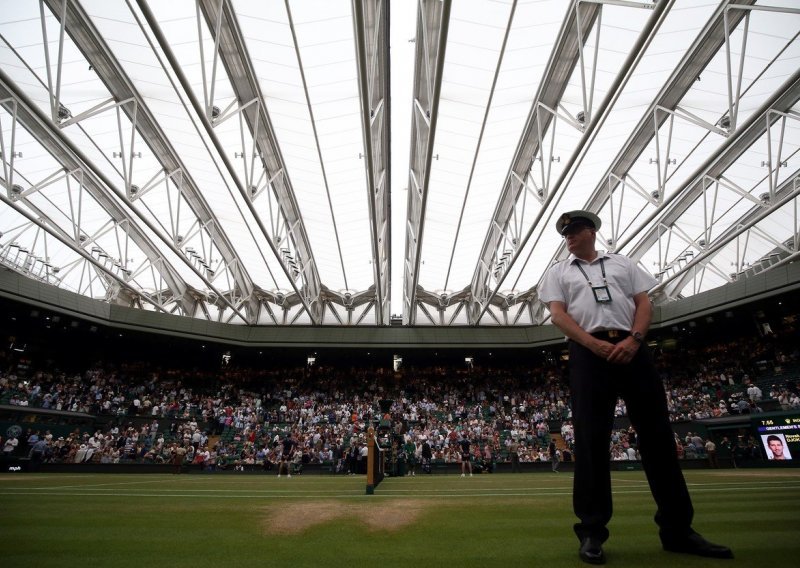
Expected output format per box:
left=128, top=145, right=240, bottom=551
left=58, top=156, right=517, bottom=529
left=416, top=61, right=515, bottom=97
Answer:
left=761, top=434, right=792, bottom=460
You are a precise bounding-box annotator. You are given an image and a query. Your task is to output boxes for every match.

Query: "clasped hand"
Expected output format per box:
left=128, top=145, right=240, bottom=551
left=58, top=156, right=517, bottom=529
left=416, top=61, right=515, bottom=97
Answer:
left=592, top=337, right=638, bottom=364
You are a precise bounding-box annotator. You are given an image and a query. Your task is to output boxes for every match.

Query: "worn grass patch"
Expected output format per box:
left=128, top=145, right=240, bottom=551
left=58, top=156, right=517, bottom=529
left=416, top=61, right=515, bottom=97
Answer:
left=262, top=498, right=434, bottom=534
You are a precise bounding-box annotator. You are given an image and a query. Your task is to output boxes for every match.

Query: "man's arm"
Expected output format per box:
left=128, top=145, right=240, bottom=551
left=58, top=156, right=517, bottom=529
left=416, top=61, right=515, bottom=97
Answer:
left=629, top=290, right=652, bottom=339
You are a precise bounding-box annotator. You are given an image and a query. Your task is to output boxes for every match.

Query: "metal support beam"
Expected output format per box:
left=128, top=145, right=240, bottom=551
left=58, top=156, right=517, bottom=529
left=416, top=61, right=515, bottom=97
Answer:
left=470, top=0, right=670, bottom=324
left=43, top=0, right=258, bottom=323
left=0, top=67, right=197, bottom=316
left=0, top=97, right=19, bottom=195
left=192, top=0, right=323, bottom=324
left=0, top=188, right=175, bottom=313
left=466, top=0, right=603, bottom=325
left=531, top=0, right=756, bottom=293
left=560, top=0, right=757, bottom=256
left=651, top=173, right=800, bottom=302
left=352, top=0, right=391, bottom=325
left=724, top=3, right=800, bottom=131
left=403, top=0, right=451, bottom=324
left=623, top=69, right=800, bottom=260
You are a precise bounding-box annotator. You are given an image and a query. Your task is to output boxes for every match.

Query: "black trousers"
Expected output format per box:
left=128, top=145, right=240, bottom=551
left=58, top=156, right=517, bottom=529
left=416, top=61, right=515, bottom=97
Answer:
left=568, top=340, right=694, bottom=543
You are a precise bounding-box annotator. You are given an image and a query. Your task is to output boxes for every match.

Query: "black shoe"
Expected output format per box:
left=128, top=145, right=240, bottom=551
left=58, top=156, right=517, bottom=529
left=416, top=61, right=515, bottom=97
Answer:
left=662, top=532, right=733, bottom=559
left=579, top=537, right=606, bottom=565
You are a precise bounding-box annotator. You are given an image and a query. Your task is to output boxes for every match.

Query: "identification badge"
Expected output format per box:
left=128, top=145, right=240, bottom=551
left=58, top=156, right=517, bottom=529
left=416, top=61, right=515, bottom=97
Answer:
left=592, top=285, right=612, bottom=303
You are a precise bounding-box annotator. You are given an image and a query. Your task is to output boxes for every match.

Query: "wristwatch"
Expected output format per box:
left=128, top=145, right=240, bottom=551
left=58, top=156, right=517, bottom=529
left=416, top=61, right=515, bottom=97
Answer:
left=631, top=331, right=645, bottom=344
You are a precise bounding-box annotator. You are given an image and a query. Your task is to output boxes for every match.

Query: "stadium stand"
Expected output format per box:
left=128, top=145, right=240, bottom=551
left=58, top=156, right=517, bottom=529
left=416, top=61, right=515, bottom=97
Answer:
left=1, top=293, right=797, bottom=474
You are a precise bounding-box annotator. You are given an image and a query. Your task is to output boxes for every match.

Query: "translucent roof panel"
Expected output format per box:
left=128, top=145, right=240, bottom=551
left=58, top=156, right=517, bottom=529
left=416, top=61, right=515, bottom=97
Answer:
left=233, top=0, right=373, bottom=294
left=418, top=0, right=568, bottom=296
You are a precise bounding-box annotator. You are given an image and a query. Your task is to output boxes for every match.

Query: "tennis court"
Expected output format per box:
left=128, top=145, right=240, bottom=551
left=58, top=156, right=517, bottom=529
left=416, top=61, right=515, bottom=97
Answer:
left=1, top=469, right=798, bottom=567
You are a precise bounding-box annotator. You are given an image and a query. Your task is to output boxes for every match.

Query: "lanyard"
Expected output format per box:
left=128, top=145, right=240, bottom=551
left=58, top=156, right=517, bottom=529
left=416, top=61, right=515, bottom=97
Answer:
left=575, top=258, right=606, bottom=286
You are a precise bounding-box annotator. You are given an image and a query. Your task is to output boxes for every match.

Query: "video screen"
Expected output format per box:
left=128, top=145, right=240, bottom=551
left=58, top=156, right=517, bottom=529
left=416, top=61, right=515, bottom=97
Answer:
left=760, top=433, right=793, bottom=460
left=754, top=415, right=800, bottom=462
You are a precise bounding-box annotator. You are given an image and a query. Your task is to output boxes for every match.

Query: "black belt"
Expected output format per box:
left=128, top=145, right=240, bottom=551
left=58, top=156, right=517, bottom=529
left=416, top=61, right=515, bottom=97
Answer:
left=590, top=330, right=629, bottom=342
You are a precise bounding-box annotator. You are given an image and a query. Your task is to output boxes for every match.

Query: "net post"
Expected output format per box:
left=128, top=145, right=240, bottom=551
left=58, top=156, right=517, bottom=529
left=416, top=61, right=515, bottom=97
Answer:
left=366, top=426, right=376, bottom=494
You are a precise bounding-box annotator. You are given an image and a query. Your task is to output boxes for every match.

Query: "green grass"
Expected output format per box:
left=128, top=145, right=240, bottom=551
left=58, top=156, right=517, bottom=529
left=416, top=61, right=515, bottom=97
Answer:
left=1, top=469, right=798, bottom=567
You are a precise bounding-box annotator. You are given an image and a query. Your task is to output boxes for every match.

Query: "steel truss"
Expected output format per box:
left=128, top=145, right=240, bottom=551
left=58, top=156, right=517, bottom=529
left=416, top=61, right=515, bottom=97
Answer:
left=561, top=3, right=800, bottom=302
left=40, top=0, right=259, bottom=323
left=465, top=0, right=667, bottom=326
left=189, top=0, right=325, bottom=324
left=403, top=0, right=451, bottom=324
left=352, top=0, right=391, bottom=325
left=0, top=71, right=196, bottom=315
left=623, top=69, right=800, bottom=303
left=723, top=3, right=800, bottom=132
left=562, top=0, right=755, bottom=248
left=651, top=172, right=800, bottom=302
left=527, top=2, right=800, bottom=314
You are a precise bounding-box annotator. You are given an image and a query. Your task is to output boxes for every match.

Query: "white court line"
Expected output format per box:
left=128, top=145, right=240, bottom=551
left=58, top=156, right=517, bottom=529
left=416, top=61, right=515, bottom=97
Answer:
left=0, top=491, right=397, bottom=499
left=2, top=474, right=282, bottom=489
left=1, top=476, right=366, bottom=490
left=685, top=480, right=800, bottom=488
left=11, top=487, right=367, bottom=494
left=0, top=474, right=107, bottom=482
left=9, top=486, right=572, bottom=494
left=0, top=490, right=572, bottom=499
left=3, top=481, right=800, bottom=500
left=33, top=477, right=195, bottom=490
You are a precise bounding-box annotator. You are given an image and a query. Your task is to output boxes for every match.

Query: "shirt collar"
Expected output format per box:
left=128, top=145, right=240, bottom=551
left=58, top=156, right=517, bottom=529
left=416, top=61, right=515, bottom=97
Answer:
left=568, top=249, right=609, bottom=264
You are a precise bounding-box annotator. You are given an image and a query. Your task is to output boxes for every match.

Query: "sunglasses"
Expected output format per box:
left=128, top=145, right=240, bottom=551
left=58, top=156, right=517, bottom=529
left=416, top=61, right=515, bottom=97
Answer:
left=561, top=225, right=592, bottom=238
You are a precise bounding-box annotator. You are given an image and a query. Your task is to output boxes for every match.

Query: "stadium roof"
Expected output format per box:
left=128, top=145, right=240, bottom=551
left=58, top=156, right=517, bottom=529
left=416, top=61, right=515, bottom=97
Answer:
left=1, top=0, right=798, bottom=327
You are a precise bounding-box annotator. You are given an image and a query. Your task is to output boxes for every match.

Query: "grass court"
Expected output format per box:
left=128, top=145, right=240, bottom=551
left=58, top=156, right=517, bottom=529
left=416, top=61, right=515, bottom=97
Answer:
left=1, top=469, right=798, bottom=567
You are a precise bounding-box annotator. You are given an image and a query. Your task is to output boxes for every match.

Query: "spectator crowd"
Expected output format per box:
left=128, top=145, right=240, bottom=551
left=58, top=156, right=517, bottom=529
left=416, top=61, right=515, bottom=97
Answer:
left=1, top=323, right=797, bottom=472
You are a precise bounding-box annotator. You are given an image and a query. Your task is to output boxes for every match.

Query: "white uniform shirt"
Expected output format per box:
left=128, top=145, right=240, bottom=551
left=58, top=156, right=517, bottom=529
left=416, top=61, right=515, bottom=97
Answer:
left=539, top=251, right=656, bottom=333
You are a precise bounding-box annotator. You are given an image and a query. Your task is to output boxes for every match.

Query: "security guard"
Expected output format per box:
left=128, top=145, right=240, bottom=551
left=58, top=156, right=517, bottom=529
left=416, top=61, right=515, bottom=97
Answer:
left=539, top=210, right=732, bottom=565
